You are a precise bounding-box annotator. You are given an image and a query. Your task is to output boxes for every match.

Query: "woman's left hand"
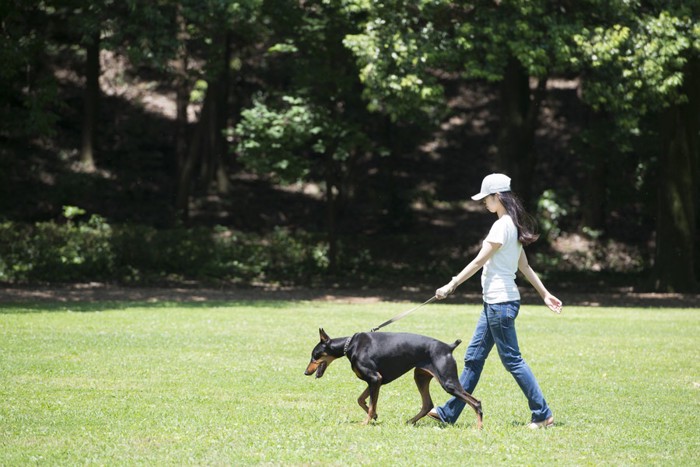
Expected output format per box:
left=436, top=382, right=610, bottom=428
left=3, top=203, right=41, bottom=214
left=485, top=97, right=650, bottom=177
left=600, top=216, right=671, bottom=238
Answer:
left=544, top=294, right=563, bottom=314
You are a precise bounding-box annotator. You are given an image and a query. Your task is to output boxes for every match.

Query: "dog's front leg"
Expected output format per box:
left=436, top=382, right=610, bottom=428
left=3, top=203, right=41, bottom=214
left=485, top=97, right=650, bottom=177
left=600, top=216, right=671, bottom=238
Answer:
left=357, top=387, right=371, bottom=415
left=363, top=382, right=381, bottom=425
left=459, top=391, right=483, bottom=429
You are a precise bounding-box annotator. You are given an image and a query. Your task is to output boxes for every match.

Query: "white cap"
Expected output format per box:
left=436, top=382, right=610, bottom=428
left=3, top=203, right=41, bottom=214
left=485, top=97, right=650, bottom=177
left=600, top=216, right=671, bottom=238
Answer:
left=471, top=173, right=511, bottom=200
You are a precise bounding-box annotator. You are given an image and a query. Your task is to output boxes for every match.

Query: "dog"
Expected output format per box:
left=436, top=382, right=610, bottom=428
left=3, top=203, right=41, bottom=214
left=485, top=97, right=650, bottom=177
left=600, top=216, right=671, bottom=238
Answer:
left=305, top=328, right=483, bottom=427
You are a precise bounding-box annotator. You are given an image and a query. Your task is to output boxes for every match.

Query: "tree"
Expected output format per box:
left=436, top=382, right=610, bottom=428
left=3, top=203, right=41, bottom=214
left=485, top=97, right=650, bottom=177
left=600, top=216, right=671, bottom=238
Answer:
left=110, top=0, right=263, bottom=220
left=344, top=0, right=587, bottom=205
left=234, top=0, right=375, bottom=272
left=80, top=31, right=99, bottom=172
left=73, top=1, right=114, bottom=172
left=0, top=1, right=60, bottom=140
left=344, top=0, right=700, bottom=290
left=449, top=0, right=578, bottom=205
left=342, top=0, right=451, bottom=123
left=655, top=57, right=699, bottom=292
left=170, top=1, right=262, bottom=220
left=573, top=5, right=700, bottom=291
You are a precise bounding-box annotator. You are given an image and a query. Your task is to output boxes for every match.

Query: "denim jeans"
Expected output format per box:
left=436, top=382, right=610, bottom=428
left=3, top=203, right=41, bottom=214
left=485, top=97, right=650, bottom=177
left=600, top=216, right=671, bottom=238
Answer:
left=436, top=301, right=552, bottom=423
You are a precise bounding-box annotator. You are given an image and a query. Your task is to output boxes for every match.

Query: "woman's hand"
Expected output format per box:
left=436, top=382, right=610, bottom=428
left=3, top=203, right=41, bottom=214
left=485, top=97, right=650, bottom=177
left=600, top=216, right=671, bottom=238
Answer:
left=436, top=241, right=500, bottom=301
left=435, top=282, right=456, bottom=300
left=544, top=294, right=563, bottom=314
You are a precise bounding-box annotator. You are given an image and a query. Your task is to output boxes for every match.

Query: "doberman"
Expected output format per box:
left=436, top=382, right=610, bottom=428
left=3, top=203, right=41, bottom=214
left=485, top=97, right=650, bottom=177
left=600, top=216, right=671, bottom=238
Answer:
left=304, top=328, right=483, bottom=428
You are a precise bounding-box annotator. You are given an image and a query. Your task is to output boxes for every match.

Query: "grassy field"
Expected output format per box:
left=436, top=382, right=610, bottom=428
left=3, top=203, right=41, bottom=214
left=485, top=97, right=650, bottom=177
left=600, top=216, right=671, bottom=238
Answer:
left=1, top=297, right=698, bottom=465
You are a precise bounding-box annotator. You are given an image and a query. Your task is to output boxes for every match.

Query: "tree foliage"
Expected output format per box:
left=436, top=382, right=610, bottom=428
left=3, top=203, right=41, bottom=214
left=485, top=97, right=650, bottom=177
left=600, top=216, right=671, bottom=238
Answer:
left=572, top=1, right=700, bottom=291
left=1, top=0, right=698, bottom=290
left=574, top=7, right=700, bottom=129
left=236, top=95, right=321, bottom=183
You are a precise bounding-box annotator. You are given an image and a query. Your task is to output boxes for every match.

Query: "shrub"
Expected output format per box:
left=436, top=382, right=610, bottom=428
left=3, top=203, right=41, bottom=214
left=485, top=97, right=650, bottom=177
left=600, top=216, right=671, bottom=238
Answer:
left=0, top=209, right=115, bottom=282
left=0, top=214, right=334, bottom=285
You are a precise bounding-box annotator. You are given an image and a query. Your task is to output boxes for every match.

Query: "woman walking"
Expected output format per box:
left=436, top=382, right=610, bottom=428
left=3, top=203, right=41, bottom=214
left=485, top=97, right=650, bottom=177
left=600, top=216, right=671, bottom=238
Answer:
left=430, top=173, right=562, bottom=429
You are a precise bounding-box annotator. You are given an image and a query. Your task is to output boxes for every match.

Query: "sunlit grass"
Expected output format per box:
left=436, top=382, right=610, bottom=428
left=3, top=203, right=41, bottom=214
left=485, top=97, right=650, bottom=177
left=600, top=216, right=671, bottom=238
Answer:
left=1, top=299, right=698, bottom=465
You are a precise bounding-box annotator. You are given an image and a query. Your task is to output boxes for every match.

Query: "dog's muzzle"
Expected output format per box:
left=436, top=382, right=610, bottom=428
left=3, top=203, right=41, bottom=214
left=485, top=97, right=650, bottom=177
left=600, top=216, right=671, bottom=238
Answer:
left=304, top=360, right=328, bottom=378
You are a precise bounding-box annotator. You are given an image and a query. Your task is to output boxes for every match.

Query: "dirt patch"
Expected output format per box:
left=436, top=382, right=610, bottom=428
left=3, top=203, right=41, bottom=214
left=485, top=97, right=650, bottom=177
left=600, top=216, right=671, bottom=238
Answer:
left=0, top=283, right=697, bottom=308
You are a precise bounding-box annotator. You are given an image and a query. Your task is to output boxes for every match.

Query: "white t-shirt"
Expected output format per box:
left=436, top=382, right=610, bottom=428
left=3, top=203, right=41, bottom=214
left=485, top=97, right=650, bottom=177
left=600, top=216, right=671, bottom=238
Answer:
left=481, top=215, right=522, bottom=304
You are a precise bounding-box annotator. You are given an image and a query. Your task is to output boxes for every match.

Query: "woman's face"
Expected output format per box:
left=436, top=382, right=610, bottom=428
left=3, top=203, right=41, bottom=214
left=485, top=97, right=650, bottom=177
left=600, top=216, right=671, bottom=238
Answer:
left=483, top=194, right=499, bottom=213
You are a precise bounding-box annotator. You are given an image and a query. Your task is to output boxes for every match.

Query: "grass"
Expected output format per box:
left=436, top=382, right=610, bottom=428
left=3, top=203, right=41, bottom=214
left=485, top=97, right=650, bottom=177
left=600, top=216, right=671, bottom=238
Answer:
left=1, top=298, right=698, bottom=465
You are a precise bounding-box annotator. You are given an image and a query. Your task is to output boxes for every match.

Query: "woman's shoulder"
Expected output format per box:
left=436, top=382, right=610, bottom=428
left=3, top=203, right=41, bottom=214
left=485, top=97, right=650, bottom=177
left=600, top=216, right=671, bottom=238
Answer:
left=487, top=215, right=516, bottom=241
left=494, top=214, right=516, bottom=229
left=490, top=215, right=517, bottom=239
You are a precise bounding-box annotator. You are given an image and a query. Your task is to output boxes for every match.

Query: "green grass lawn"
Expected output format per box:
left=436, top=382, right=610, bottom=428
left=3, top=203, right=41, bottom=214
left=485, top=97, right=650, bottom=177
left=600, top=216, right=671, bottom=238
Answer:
left=1, top=298, right=698, bottom=465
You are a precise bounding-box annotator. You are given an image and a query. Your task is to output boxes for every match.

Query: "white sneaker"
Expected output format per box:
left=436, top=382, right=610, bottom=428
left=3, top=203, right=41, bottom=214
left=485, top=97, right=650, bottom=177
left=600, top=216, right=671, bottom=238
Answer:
left=427, top=409, right=444, bottom=423
left=527, top=416, right=554, bottom=429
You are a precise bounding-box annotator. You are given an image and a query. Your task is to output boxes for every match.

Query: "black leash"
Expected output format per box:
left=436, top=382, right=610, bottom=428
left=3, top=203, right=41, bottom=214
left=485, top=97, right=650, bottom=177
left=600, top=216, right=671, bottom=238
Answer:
left=370, top=296, right=437, bottom=332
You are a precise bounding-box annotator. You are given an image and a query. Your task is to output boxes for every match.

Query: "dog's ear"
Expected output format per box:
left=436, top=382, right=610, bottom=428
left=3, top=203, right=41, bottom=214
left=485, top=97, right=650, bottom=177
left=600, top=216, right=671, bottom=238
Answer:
left=319, top=328, right=331, bottom=343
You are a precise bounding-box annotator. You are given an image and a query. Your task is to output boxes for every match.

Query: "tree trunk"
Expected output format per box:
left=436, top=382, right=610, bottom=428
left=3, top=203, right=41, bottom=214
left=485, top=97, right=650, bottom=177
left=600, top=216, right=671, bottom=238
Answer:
left=200, top=75, right=228, bottom=192
left=180, top=32, right=231, bottom=219
left=325, top=153, right=338, bottom=274
left=694, top=60, right=700, bottom=282
left=214, top=33, right=232, bottom=195
left=581, top=148, right=606, bottom=231
left=176, top=92, right=212, bottom=221
left=497, top=57, right=546, bottom=206
left=174, top=4, right=190, bottom=218
left=80, top=32, right=100, bottom=171
left=580, top=111, right=610, bottom=232
left=653, top=59, right=699, bottom=292
left=175, top=62, right=229, bottom=221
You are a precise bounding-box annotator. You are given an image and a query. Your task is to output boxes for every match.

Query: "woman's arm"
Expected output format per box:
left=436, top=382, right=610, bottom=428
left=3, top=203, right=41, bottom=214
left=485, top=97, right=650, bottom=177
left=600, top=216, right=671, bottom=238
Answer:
left=518, top=250, right=563, bottom=313
left=435, top=241, right=500, bottom=299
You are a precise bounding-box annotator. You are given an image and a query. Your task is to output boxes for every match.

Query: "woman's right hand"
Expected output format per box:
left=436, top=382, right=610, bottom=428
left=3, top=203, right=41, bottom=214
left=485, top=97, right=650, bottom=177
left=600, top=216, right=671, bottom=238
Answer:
left=435, top=282, right=455, bottom=300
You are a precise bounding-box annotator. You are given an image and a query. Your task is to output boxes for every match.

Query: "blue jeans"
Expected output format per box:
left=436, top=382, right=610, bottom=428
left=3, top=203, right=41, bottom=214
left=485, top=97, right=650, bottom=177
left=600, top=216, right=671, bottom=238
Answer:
left=436, top=301, right=552, bottom=423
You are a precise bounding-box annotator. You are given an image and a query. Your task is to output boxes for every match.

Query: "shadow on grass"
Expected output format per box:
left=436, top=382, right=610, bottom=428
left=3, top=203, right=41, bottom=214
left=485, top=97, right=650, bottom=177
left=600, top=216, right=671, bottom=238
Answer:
left=0, top=300, right=296, bottom=314
left=1, top=283, right=699, bottom=313
left=0, top=285, right=297, bottom=313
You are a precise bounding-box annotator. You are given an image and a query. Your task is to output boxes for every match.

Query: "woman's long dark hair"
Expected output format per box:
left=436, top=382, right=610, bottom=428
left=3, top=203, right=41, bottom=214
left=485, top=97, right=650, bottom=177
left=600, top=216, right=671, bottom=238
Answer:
left=496, top=191, right=540, bottom=246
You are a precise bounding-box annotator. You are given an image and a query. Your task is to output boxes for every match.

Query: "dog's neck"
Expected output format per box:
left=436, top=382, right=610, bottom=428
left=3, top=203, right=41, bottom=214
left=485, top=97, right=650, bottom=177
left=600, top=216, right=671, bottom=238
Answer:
left=342, top=333, right=358, bottom=356
left=326, top=335, right=353, bottom=358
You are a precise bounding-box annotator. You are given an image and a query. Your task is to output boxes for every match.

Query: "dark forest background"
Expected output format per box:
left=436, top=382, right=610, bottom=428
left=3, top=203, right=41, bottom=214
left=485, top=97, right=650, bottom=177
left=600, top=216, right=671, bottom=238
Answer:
left=1, top=1, right=698, bottom=292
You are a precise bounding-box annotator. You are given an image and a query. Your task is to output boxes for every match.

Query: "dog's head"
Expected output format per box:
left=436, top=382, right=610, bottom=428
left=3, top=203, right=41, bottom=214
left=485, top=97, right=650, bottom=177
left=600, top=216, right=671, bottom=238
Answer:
left=304, top=328, right=339, bottom=378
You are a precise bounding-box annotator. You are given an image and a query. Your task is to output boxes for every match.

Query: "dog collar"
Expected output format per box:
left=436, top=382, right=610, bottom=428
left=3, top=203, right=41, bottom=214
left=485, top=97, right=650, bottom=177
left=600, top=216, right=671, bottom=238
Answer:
left=343, top=333, right=357, bottom=356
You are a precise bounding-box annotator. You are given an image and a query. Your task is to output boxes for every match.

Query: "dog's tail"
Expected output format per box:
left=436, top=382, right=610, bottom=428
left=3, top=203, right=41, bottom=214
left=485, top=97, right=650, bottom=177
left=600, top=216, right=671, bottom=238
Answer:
left=449, top=339, right=462, bottom=351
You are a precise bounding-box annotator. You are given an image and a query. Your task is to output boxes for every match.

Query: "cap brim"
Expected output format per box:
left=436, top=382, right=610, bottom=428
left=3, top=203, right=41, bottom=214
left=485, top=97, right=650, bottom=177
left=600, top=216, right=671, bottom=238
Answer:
left=471, top=192, right=488, bottom=201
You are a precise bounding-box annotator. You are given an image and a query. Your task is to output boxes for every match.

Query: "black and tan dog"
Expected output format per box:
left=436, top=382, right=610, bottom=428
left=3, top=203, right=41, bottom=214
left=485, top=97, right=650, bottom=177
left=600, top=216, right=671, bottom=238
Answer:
left=305, top=328, right=483, bottom=427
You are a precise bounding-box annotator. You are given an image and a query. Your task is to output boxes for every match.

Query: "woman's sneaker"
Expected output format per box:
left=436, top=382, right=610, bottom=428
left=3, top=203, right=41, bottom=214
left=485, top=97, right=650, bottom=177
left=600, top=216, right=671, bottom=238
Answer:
left=527, top=416, right=554, bottom=429
left=427, top=408, right=445, bottom=423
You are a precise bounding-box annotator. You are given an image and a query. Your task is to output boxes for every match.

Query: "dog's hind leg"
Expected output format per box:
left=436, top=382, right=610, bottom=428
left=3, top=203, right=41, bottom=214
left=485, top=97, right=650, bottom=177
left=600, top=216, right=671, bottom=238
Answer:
left=407, top=368, right=434, bottom=424
left=431, top=358, right=484, bottom=429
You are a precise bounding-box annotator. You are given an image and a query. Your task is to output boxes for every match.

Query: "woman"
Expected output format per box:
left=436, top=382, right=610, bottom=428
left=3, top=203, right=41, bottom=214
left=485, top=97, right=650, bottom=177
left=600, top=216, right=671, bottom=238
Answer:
left=430, top=173, right=562, bottom=429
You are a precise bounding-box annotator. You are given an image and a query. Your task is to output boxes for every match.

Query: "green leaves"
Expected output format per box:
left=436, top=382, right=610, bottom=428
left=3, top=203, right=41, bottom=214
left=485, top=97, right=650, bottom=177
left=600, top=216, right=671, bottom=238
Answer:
left=343, top=0, right=588, bottom=119
left=235, top=95, right=321, bottom=183
left=574, top=9, right=699, bottom=125
left=343, top=1, right=449, bottom=121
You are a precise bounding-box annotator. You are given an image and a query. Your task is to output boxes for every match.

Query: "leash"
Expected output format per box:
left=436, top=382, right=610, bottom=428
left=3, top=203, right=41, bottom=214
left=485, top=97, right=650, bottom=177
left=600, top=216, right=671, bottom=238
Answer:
left=370, top=296, right=437, bottom=332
